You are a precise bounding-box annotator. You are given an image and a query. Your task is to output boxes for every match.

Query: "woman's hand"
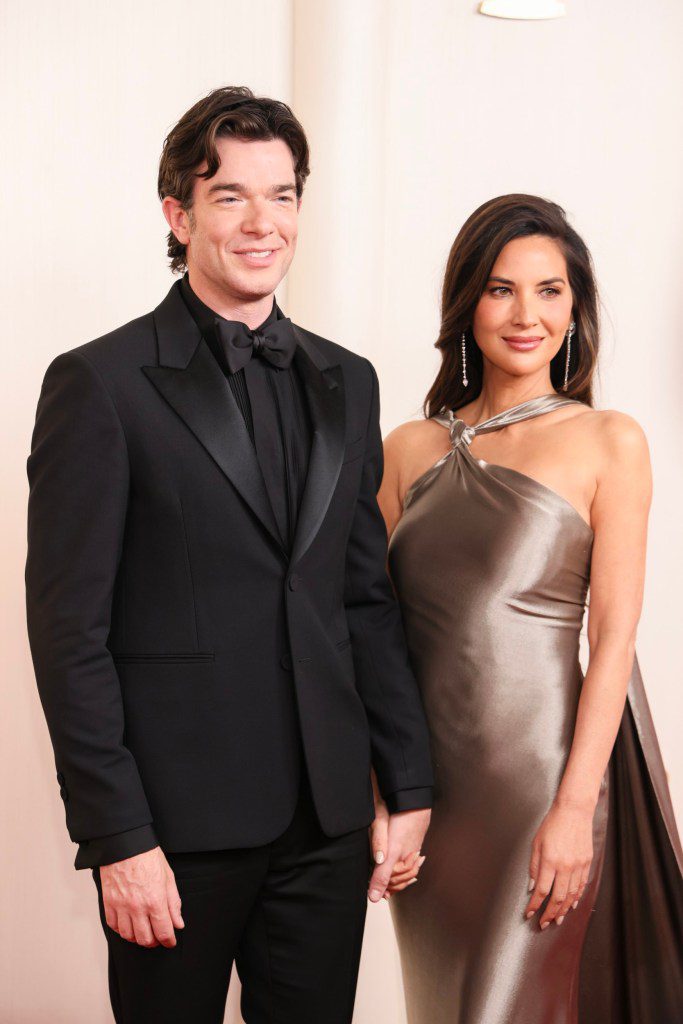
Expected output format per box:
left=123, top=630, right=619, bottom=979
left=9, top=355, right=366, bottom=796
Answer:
left=369, top=781, right=391, bottom=876
left=524, top=799, right=594, bottom=928
left=368, top=773, right=427, bottom=899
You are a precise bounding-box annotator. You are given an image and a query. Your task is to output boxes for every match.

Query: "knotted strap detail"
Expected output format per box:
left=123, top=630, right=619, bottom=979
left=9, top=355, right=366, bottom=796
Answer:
left=438, top=393, right=585, bottom=452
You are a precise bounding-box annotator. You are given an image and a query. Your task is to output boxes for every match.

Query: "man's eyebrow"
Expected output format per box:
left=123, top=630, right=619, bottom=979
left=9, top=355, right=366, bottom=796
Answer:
left=487, top=276, right=566, bottom=285
left=206, top=181, right=297, bottom=196
left=206, top=182, right=246, bottom=195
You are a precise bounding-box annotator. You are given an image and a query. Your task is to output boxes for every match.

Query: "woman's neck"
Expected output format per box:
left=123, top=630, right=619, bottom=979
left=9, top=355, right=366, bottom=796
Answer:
left=466, top=372, right=556, bottom=424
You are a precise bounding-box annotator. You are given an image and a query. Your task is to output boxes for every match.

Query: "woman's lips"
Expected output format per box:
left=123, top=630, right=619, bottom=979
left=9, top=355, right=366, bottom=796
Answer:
left=502, top=336, right=544, bottom=351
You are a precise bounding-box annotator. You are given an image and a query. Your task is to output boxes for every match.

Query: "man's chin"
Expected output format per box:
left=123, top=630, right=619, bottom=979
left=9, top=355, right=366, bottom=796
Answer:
left=225, top=271, right=283, bottom=303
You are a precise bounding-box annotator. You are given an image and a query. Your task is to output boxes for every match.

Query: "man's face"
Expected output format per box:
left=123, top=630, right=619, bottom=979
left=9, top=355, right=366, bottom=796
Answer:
left=166, top=136, right=300, bottom=302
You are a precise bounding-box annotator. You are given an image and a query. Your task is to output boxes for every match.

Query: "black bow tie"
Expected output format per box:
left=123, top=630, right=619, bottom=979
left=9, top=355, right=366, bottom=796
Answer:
left=214, top=316, right=297, bottom=375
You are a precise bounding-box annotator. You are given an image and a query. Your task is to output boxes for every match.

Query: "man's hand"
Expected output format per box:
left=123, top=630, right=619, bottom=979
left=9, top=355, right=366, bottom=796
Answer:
left=368, top=806, right=431, bottom=903
left=99, top=846, right=184, bottom=948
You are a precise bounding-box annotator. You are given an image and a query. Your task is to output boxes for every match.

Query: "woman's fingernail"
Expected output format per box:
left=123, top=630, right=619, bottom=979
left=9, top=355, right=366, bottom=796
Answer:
left=525, top=911, right=534, bottom=919
left=528, top=879, right=536, bottom=891
left=375, top=851, right=385, bottom=865
left=407, top=878, right=418, bottom=886
left=541, top=921, right=550, bottom=930
left=557, top=915, right=565, bottom=926
left=369, top=889, right=382, bottom=902
left=418, top=856, right=427, bottom=866
left=572, top=901, right=579, bottom=910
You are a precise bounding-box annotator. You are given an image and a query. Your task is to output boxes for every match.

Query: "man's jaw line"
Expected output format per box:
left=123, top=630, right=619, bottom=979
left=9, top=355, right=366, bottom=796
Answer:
left=186, top=264, right=278, bottom=327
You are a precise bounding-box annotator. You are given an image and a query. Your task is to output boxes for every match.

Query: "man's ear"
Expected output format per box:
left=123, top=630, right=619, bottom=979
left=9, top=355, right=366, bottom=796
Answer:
left=161, top=195, right=191, bottom=245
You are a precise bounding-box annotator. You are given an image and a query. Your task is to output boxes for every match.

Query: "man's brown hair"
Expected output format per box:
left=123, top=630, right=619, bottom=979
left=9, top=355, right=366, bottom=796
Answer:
left=158, top=86, right=311, bottom=274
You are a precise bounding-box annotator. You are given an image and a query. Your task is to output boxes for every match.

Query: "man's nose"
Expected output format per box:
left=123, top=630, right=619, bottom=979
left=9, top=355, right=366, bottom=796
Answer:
left=241, top=198, right=275, bottom=235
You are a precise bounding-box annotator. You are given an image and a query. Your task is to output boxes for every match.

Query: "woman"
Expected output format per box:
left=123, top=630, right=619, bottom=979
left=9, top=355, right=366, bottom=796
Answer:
left=373, top=195, right=683, bottom=1023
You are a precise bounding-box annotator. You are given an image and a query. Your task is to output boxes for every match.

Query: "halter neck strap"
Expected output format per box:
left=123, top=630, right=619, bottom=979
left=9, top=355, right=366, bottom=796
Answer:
left=435, top=393, right=584, bottom=448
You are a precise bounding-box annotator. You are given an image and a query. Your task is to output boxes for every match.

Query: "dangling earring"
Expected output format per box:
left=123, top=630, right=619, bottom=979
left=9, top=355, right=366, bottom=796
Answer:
left=562, top=321, right=575, bottom=392
left=461, top=331, right=469, bottom=387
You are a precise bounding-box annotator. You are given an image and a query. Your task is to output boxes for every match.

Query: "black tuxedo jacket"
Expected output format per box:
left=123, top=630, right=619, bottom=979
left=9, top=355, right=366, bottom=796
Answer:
left=25, top=281, right=433, bottom=866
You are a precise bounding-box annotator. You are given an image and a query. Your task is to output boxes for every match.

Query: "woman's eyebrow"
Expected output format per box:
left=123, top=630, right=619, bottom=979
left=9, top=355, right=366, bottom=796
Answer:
left=487, top=276, right=566, bottom=285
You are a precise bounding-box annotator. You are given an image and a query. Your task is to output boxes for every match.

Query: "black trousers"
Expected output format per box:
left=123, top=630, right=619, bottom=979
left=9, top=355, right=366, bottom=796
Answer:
left=92, top=775, right=373, bottom=1023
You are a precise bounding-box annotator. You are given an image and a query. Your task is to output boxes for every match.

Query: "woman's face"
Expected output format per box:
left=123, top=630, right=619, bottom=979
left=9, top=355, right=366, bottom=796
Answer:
left=472, top=235, right=574, bottom=381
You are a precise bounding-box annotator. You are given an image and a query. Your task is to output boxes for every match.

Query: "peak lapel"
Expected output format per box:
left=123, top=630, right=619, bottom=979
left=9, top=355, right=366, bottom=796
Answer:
left=290, top=326, right=346, bottom=566
left=142, top=283, right=286, bottom=556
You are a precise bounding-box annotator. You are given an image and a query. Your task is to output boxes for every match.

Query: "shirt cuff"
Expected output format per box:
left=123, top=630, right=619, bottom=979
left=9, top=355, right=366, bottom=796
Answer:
left=74, top=824, right=159, bottom=870
left=384, top=787, right=434, bottom=814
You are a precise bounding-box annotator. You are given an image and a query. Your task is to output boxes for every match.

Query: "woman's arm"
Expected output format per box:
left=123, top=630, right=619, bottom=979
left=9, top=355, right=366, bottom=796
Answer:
left=525, top=410, right=652, bottom=929
left=371, top=420, right=442, bottom=895
left=377, top=425, right=410, bottom=540
left=378, top=418, right=450, bottom=539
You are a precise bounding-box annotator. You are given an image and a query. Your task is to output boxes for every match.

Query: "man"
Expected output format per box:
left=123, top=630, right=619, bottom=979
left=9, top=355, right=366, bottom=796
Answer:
left=25, top=86, right=433, bottom=1023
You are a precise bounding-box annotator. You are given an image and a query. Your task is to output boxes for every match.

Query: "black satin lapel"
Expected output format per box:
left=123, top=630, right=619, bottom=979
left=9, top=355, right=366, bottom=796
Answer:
left=291, top=335, right=346, bottom=566
left=142, top=339, right=286, bottom=555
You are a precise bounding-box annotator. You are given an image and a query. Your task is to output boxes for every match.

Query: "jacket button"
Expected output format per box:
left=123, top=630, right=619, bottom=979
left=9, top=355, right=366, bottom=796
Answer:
left=288, top=574, right=300, bottom=592
left=280, top=653, right=293, bottom=671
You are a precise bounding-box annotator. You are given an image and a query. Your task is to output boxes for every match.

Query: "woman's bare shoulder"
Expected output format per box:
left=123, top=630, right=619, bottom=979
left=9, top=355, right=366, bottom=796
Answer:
left=579, top=408, right=649, bottom=458
left=574, top=408, right=651, bottom=507
left=556, top=404, right=647, bottom=452
left=383, top=418, right=452, bottom=502
left=383, top=417, right=449, bottom=454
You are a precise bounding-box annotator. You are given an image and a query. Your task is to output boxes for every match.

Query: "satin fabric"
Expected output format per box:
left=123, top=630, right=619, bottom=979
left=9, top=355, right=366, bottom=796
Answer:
left=213, top=315, right=298, bottom=374
left=388, top=394, right=683, bottom=1024
left=178, top=273, right=312, bottom=550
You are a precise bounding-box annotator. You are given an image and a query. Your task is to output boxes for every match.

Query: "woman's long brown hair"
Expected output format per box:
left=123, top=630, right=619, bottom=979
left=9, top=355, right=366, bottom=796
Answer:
left=424, top=194, right=600, bottom=417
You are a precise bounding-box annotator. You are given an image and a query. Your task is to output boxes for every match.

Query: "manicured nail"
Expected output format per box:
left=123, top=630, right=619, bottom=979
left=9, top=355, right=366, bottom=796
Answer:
left=525, top=911, right=534, bottom=919
left=528, top=879, right=535, bottom=891
left=540, top=922, right=550, bottom=930
left=407, top=878, right=418, bottom=886
left=557, top=915, right=565, bottom=926
left=418, top=856, right=426, bottom=866
left=375, top=851, right=385, bottom=865
left=369, top=889, right=382, bottom=902
left=572, top=901, right=579, bottom=910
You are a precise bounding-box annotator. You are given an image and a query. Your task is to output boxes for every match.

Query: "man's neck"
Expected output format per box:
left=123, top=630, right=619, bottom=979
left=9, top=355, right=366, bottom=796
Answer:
left=186, top=268, right=275, bottom=330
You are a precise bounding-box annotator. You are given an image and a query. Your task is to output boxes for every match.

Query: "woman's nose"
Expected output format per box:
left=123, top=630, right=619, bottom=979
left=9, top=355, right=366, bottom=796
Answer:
left=511, top=299, right=537, bottom=328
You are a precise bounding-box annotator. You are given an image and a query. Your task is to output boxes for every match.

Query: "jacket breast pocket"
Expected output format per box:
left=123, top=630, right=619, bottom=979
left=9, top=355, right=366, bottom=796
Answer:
left=342, top=435, right=365, bottom=465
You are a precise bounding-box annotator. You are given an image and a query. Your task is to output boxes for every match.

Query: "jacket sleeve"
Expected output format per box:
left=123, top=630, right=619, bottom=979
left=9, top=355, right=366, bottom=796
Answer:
left=343, top=358, right=434, bottom=809
left=25, top=350, right=158, bottom=868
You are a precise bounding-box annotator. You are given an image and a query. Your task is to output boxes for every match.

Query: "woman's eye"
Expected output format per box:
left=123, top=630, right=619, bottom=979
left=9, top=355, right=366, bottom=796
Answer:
left=489, top=286, right=510, bottom=296
left=541, top=287, right=560, bottom=296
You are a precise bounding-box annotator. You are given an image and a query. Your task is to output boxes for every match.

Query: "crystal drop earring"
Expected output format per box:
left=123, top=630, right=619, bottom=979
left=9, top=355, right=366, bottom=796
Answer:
left=461, top=331, right=468, bottom=387
left=562, top=321, right=575, bottom=392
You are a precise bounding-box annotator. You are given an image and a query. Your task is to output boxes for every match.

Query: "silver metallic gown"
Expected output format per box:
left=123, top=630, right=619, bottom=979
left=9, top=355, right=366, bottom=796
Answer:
left=388, top=394, right=683, bottom=1024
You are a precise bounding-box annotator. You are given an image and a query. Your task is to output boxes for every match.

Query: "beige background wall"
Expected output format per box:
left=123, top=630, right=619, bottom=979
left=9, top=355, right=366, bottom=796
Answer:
left=3, top=1, right=681, bottom=1021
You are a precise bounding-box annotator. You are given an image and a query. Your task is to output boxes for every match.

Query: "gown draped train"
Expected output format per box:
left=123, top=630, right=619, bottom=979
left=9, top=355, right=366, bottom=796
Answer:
left=387, top=393, right=683, bottom=1024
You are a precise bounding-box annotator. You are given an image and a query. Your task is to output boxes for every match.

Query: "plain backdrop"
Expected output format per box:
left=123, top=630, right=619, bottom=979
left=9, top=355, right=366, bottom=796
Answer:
left=2, top=2, right=682, bottom=1021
